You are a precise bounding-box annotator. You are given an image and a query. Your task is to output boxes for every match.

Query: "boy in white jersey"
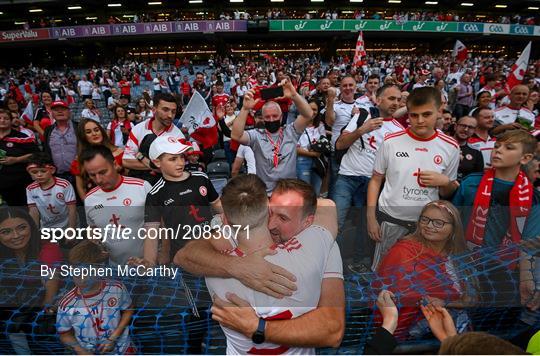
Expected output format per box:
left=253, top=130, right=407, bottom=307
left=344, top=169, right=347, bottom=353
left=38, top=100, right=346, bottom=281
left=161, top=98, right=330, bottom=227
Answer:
left=82, top=145, right=152, bottom=266
left=26, top=153, right=76, bottom=232
left=205, top=175, right=338, bottom=354
left=57, top=241, right=135, bottom=355
left=367, top=87, right=460, bottom=270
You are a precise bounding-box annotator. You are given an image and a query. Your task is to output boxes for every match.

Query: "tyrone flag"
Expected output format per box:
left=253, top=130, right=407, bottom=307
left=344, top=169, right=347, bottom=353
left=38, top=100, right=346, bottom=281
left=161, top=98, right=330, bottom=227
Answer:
left=353, top=31, right=367, bottom=68
left=452, top=40, right=468, bottom=61
left=505, top=41, right=532, bottom=92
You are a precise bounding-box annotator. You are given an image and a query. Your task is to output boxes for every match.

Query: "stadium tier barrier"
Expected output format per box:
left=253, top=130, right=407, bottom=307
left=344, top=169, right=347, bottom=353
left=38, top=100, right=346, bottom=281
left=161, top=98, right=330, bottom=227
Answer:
left=0, top=242, right=538, bottom=354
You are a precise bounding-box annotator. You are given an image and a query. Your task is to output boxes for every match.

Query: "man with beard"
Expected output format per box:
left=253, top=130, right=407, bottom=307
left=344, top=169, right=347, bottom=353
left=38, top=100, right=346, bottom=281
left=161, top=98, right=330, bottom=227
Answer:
left=174, top=179, right=345, bottom=348
left=122, top=93, right=185, bottom=185
left=231, top=78, right=313, bottom=194
left=453, top=116, right=484, bottom=181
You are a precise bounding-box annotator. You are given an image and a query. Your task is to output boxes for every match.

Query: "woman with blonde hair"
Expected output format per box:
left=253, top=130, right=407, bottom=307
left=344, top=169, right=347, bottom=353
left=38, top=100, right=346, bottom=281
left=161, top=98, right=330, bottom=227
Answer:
left=374, top=200, right=477, bottom=339
left=80, top=98, right=102, bottom=123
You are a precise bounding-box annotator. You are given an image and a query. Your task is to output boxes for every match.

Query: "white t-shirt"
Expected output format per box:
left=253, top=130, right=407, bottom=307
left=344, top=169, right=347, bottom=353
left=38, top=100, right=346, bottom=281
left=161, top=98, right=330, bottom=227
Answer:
left=373, top=129, right=460, bottom=222
left=78, top=80, right=93, bottom=96
left=493, top=105, right=535, bottom=127
left=153, top=78, right=161, bottom=91
left=298, top=123, right=326, bottom=150
left=81, top=108, right=101, bottom=123
left=355, top=94, right=376, bottom=111
left=206, top=225, right=341, bottom=355
left=330, top=100, right=356, bottom=147
left=340, top=118, right=404, bottom=177
left=236, top=144, right=256, bottom=174
left=84, top=176, right=152, bottom=266
left=57, top=281, right=133, bottom=354
left=26, top=177, right=76, bottom=228
left=223, top=114, right=236, bottom=142
left=124, top=118, right=185, bottom=159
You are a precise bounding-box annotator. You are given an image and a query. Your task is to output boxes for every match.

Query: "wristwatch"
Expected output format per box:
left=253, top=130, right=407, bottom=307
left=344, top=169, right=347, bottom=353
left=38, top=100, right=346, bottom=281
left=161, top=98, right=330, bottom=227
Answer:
left=135, top=152, right=145, bottom=161
left=251, top=318, right=266, bottom=344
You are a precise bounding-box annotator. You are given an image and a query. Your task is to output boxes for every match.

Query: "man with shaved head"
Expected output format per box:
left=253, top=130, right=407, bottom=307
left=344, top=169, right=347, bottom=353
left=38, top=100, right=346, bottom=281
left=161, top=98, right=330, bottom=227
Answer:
left=231, top=77, right=313, bottom=194
left=494, top=85, right=535, bottom=129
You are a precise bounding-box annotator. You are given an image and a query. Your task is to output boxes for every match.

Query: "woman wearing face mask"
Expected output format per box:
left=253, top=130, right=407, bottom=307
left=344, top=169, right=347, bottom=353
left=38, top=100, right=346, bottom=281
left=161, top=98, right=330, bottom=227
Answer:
left=374, top=200, right=478, bottom=340
left=0, top=207, right=63, bottom=354
left=296, top=100, right=326, bottom=196
left=71, top=119, right=124, bottom=200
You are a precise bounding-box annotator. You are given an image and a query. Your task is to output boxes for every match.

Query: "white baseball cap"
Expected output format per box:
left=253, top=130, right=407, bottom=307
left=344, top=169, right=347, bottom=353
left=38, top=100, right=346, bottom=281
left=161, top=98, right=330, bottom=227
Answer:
left=149, top=136, right=192, bottom=160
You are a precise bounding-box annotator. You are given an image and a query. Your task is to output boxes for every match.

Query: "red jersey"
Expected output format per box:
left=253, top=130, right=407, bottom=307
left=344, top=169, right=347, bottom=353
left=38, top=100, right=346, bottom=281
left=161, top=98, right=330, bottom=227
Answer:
left=212, top=93, right=230, bottom=109
left=119, top=80, right=131, bottom=96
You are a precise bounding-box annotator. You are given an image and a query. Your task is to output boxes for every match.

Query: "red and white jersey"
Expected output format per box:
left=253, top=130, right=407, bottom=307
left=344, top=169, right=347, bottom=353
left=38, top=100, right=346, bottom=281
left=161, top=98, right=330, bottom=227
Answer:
left=124, top=118, right=185, bottom=159
left=84, top=176, right=152, bottom=266
left=373, top=129, right=460, bottom=222
left=355, top=94, right=376, bottom=111
left=57, top=281, right=133, bottom=354
left=340, top=117, right=404, bottom=177
left=212, top=93, right=230, bottom=109
left=493, top=105, right=535, bottom=126
left=26, top=177, right=76, bottom=229
left=468, top=134, right=496, bottom=168
left=206, top=225, right=339, bottom=355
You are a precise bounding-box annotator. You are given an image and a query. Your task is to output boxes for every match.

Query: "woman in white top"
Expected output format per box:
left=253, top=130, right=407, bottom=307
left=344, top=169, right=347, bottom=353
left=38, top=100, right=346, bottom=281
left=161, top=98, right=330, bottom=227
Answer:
left=135, top=97, right=153, bottom=123
left=296, top=100, right=326, bottom=196
left=80, top=99, right=102, bottom=123
left=106, top=105, right=131, bottom=148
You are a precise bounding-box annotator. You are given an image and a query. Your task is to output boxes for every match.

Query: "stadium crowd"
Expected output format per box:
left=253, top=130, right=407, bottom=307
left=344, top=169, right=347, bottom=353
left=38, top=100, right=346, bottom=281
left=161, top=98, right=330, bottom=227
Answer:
left=0, top=50, right=539, bottom=354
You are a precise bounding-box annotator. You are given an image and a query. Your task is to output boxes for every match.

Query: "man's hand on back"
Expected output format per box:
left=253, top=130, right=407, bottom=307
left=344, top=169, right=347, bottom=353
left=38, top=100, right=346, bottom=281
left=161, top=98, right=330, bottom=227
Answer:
left=229, top=247, right=297, bottom=299
left=212, top=293, right=259, bottom=337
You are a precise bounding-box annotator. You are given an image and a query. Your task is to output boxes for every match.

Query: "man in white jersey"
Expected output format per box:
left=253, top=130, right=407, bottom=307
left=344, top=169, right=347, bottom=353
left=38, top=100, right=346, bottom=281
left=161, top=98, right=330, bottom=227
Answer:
left=469, top=107, right=496, bottom=167
left=175, top=179, right=345, bottom=348
left=204, top=175, right=339, bottom=354
left=355, top=74, right=380, bottom=111
left=334, top=84, right=404, bottom=267
left=123, top=93, right=185, bottom=185
left=494, top=85, right=535, bottom=129
left=83, top=145, right=152, bottom=266
left=325, top=76, right=359, bottom=198
left=367, top=87, right=460, bottom=270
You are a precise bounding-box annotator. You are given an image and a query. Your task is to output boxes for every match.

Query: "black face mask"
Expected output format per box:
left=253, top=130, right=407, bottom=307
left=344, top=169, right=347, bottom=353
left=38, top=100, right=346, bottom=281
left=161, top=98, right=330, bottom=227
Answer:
left=255, top=121, right=266, bottom=130
left=264, top=120, right=281, bottom=133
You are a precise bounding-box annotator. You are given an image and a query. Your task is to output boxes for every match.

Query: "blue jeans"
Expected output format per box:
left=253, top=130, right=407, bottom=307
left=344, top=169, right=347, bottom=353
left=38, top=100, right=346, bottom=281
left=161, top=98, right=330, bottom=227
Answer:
left=328, top=152, right=340, bottom=200
left=333, top=174, right=371, bottom=260
left=296, top=156, right=322, bottom=196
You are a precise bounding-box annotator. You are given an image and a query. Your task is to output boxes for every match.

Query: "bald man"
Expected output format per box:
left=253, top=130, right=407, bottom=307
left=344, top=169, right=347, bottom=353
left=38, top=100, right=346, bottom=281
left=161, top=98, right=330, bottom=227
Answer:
left=494, top=85, right=535, bottom=128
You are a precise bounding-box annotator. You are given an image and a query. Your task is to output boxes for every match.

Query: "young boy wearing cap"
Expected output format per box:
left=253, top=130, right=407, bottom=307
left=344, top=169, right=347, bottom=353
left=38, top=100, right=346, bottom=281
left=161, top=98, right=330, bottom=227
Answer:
left=26, top=152, right=77, bottom=233
left=143, top=136, right=221, bottom=265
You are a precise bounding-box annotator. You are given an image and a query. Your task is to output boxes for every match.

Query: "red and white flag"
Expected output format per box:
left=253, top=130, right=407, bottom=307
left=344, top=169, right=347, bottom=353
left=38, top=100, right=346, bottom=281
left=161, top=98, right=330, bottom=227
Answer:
left=179, top=91, right=218, bottom=149
left=21, top=100, right=34, bottom=126
left=452, top=40, right=468, bottom=61
left=506, top=41, right=531, bottom=92
left=353, top=31, right=367, bottom=68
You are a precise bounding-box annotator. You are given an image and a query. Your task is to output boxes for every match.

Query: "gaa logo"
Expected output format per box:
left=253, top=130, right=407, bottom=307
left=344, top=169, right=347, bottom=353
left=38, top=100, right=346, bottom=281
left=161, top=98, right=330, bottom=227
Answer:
left=488, top=25, right=504, bottom=33
left=123, top=198, right=132, bottom=206
left=463, top=24, right=479, bottom=32
left=107, top=297, right=118, bottom=307
left=56, top=192, right=64, bottom=200
left=513, top=26, right=530, bottom=35
left=434, top=155, right=443, bottom=165
left=396, top=152, right=410, bottom=158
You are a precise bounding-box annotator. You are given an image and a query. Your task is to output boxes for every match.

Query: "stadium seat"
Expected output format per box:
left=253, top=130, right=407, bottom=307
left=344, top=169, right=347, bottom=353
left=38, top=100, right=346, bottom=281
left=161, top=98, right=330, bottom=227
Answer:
left=207, top=161, right=230, bottom=179
left=212, top=149, right=227, bottom=162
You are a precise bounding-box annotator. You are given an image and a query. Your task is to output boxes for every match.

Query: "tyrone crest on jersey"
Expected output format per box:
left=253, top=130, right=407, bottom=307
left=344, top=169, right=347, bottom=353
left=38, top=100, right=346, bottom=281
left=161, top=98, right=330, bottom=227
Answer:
left=199, top=186, right=207, bottom=197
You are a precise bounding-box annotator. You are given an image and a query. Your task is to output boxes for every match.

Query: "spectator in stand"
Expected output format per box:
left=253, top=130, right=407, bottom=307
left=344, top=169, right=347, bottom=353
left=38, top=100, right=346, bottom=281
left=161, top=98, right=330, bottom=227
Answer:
left=99, top=72, right=114, bottom=103
left=42, top=101, right=77, bottom=184
left=80, top=99, right=101, bottom=123
left=136, top=97, right=153, bottom=123
left=107, top=88, right=120, bottom=112
left=107, top=106, right=131, bottom=148
left=453, top=116, right=484, bottom=181
left=453, top=73, right=474, bottom=119
left=357, top=74, right=381, bottom=111
left=493, top=85, right=535, bottom=129
left=0, top=207, right=62, bottom=354
left=469, top=91, right=493, bottom=117
left=375, top=200, right=476, bottom=340
left=469, top=108, right=496, bottom=168
left=32, top=91, right=54, bottom=141
left=0, top=109, right=40, bottom=206
left=478, top=74, right=504, bottom=109
left=180, top=75, right=192, bottom=105
left=118, top=75, right=132, bottom=102
left=525, top=88, right=539, bottom=119
left=193, top=72, right=211, bottom=105
left=77, top=75, right=93, bottom=101
left=296, top=100, right=326, bottom=196
left=71, top=119, right=123, bottom=200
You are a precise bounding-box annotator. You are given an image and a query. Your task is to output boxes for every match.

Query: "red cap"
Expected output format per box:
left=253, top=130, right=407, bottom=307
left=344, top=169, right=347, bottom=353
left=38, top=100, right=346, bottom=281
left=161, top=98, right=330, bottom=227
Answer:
left=51, top=100, right=69, bottom=109
left=420, top=69, right=430, bottom=76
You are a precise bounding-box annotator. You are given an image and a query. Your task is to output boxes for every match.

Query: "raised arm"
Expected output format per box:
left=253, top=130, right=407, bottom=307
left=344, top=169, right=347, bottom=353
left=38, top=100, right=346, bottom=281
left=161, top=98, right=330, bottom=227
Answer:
left=231, top=90, right=258, bottom=145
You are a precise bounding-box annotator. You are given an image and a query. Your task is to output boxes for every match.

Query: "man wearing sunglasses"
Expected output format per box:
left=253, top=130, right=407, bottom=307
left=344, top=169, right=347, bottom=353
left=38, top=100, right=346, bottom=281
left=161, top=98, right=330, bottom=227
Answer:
left=453, top=116, right=484, bottom=182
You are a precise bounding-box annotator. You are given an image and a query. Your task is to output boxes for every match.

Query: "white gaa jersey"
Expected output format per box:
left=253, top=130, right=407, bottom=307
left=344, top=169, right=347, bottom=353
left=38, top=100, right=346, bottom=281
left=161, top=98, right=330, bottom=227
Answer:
left=84, top=176, right=152, bottom=266
left=468, top=135, right=496, bottom=168
left=493, top=105, right=535, bottom=126
left=340, top=117, right=404, bottom=177
left=373, top=129, right=459, bottom=222
left=355, top=95, right=375, bottom=111
left=124, top=118, right=185, bottom=159
left=206, top=225, right=340, bottom=355
left=57, top=281, right=133, bottom=354
left=26, top=177, right=76, bottom=229
left=330, top=100, right=356, bottom=147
